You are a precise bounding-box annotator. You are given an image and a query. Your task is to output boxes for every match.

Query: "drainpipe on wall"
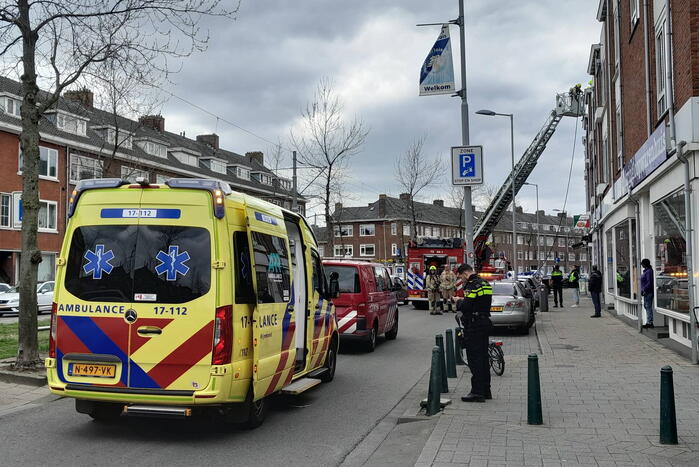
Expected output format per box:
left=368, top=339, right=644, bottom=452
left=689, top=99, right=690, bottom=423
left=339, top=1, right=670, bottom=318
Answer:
left=642, top=0, right=652, bottom=137
left=665, top=0, right=676, bottom=149
left=677, top=141, right=698, bottom=364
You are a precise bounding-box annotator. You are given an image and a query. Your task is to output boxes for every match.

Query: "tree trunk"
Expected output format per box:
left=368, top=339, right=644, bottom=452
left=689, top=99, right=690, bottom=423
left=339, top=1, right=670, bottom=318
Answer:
left=325, top=167, right=334, bottom=254
left=16, top=2, right=42, bottom=369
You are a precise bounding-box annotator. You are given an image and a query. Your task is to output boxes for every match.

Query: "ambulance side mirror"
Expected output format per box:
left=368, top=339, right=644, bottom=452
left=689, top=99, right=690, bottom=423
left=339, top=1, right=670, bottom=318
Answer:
left=328, top=272, right=340, bottom=299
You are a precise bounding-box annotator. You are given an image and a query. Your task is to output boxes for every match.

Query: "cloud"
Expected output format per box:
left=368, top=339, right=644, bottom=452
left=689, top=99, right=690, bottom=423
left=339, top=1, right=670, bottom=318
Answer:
left=160, top=0, right=600, bottom=218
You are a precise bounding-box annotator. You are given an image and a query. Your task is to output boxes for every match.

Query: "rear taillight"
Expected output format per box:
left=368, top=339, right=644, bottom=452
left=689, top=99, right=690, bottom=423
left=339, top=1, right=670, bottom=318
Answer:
left=212, top=305, right=233, bottom=365
left=505, top=300, right=524, bottom=309
left=48, top=302, right=57, bottom=358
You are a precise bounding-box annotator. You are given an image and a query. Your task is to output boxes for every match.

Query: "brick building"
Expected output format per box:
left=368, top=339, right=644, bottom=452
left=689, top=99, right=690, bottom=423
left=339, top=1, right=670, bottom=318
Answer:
left=0, top=76, right=304, bottom=285
left=314, top=194, right=589, bottom=275
left=583, top=0, right=699, bottom=352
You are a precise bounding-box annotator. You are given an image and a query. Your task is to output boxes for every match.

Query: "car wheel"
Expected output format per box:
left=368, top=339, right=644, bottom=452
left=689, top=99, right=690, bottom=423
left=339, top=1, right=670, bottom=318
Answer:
left=385, top=311, right=398, bottom=340
left=244, top=387, right=267, bottom=429
left=366, top=322, right=378, bottom=352
left=320, top=336, right=337, bottom=383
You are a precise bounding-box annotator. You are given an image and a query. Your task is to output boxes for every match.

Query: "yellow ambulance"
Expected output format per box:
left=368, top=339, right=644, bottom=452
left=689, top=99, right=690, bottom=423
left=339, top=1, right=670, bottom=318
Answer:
left=46, top=178, right=339, bottom=427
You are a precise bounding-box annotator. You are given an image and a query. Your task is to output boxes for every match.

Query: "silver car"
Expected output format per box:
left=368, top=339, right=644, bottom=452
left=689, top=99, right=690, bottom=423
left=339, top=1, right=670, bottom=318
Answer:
left=489, top=280, right=534, bottom=334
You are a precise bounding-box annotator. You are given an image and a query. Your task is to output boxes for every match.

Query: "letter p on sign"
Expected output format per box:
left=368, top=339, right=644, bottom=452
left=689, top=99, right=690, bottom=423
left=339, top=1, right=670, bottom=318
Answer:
left=460, top=153, right=475, bottom=176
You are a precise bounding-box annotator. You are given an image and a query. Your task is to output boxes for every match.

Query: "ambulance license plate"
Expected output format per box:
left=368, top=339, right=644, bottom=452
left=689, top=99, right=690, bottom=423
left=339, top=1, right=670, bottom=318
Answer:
left=68, top=363, right=116, bottom=378
left=490, top=306, right=504, bottom=312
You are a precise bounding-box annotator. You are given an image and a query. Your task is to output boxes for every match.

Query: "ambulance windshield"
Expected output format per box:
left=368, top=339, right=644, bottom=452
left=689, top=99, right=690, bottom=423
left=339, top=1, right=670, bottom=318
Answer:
left=65, top=225, right=211, bottom=303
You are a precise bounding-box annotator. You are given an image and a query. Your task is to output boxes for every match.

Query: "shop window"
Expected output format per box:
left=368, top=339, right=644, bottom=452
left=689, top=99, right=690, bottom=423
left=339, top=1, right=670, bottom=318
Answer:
left=614, top=221, right=631, bottom=298
left=606, top=230, right=615, bottom=292
left=654, top=191, right=688, bottom=312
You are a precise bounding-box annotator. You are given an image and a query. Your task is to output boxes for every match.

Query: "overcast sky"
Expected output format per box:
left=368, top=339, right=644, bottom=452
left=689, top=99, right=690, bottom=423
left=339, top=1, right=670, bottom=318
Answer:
left=161, top=0, right=600, bottom=221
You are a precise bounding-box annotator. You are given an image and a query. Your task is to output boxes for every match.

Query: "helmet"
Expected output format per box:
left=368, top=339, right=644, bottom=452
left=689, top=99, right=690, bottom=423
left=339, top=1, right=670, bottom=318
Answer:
left=429, top=265, right=437, bottom=271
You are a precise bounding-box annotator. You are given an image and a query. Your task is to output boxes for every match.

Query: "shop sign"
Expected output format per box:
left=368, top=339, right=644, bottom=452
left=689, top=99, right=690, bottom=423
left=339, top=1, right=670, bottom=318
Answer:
left=624, top=124, right=667, bottom=190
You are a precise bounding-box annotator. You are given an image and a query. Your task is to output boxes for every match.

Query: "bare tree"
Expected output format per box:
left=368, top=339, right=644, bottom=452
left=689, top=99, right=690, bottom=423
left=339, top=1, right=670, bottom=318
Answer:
left=395, top=136, right=443, bottom=240
left=0, top=0, right=237, bottom=369
left=447, top=186, right=466, bottom=237
left=291, top=78, right=369, bottom=252
left=472, top=183, right=499, bottom=211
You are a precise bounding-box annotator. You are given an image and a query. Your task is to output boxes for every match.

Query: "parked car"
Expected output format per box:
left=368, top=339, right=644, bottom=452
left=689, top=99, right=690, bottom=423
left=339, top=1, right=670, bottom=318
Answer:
left=0, top=283, right=10, bottom=293
left=390, top=276, right=409, bottom=305
left=516, top=275, right=540, bottom=309
left=323, top=260, right=399, bottom=352
left=0, top=281, right=55, bottom=316
left=489, top=280, right=534, bottom=334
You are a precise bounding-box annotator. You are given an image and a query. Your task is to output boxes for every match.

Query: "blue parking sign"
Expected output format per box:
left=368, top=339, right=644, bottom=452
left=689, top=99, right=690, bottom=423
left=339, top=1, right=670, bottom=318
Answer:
left=459, top=153, right=475, bottom=177
left=451, top=145, right=483, bottom=185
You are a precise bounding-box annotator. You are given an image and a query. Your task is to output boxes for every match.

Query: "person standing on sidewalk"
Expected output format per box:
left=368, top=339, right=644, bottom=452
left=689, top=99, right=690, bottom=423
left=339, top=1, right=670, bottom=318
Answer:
left=456, top=264, right=493, bottom=403
left=588, top=265, right=603, bottom=318
left=425, top=265, right=442, bottom=315
left=551, top=265, right=564, bottom=307
left=569, top=265, right=580, bottom=307
left=440, top=265, right=457, bottom=313
left=640, top=258, right=654, bottom=328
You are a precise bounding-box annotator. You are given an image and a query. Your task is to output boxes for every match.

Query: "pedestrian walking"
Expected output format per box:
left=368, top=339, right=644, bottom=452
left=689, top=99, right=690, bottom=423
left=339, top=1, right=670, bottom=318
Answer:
left=440, top=265, right=457, bottom=313
left=425, top=265, right=442, bottom=315
left=569, top=265, right=580, bottom=307
left=551, top=265, right=564, bottom=308
left=456, top=264, right=493, bottom=402
left=588, top=265, right=603, bottom=318
left=640, top=258, right=654, bottom=328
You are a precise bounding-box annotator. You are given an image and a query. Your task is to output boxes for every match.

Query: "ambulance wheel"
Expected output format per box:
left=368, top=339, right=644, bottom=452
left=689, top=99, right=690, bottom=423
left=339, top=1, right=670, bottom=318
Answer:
left=79, top=401, right=123, bottom=422
left=244, top=389, right=267, bottom=429
left=320, top=336, right=338, bottom=383
left=366, top=322, right=378, bottom=352
left=385, top=311, right=398, bottom=340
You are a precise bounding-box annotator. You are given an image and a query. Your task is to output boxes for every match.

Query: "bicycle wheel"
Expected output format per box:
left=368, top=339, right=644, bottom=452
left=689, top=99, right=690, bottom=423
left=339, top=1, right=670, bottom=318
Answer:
left=489, top=345, right=505, bottom=376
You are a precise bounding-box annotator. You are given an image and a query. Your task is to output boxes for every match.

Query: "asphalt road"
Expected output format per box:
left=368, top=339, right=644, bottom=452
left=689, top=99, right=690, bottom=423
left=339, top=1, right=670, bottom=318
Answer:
left=0, top=305, right=462, bottom=467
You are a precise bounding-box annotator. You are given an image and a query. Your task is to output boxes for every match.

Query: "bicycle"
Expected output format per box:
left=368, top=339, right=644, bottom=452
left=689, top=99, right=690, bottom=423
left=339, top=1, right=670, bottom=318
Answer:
left=454, top=323, right=506, bottom=376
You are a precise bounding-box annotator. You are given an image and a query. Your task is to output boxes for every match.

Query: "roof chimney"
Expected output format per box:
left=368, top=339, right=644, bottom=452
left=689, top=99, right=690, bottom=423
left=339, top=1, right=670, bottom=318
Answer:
left=536, top=210, right=545, bottom=217
left=378, top=195, right=387, bottom=217
left=433, top=199, right=444, bottom=207
left=516, top=206, right=523, bottom=214
left=63, top=88, right=94, bottom=108
left=399, top=193, right=411, bottom=201
left=335, top=202, right=343, bottom=212
left=196, top=133, right=219, bottom=149
left=139, top=114, right=165, bottom=132
left=246, top=151, right=264, bottom=166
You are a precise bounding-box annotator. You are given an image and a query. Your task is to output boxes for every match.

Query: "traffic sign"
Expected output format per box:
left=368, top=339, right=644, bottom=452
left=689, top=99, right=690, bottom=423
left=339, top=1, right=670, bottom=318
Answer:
left=451, top=146, right=483, bottom=185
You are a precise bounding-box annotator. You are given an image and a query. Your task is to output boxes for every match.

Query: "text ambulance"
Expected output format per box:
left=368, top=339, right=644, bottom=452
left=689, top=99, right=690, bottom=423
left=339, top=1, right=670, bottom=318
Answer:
left=46, top=178, right=339, bottom=428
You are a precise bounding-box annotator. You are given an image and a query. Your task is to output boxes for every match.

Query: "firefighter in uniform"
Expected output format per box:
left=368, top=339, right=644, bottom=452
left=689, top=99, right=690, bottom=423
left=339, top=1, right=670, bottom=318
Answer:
left=456, top=263, right=493, bottom=402
left=425, top=265, right=442, bottom=315
left=440, top=266, right=457, bottom=312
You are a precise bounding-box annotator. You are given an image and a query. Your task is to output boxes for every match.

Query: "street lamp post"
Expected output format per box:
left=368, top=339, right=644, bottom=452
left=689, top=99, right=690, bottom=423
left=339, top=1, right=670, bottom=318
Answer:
left=477, top=109, right=516, bottom=276
left=524, top=182, right=540, bottom=272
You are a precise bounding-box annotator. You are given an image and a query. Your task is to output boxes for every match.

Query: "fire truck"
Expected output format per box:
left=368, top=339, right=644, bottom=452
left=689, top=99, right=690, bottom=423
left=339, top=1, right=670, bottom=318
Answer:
left=405, top=237, right=506, bottom=309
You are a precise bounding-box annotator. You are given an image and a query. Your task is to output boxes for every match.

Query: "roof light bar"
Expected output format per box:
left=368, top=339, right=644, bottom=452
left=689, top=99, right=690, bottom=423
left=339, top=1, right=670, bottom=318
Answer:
left=68, top=178, right=127, bottom=218
left=165, top=178, right=232, bottom=219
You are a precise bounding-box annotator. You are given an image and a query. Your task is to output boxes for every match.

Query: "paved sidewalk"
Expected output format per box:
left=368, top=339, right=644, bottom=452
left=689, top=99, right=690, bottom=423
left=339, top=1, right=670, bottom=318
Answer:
left=416, top=292, right=699, bottom=466
left=0, top=381, right=56, bottom=418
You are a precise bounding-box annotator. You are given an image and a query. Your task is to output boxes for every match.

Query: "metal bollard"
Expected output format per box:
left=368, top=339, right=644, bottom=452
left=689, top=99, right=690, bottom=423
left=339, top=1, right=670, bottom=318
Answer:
left=527, top=354, right=543, bottom=425
left=445, top=330, right=457, bottom=378
left=435, top=334, right=449, bottom=393
left=426, top=346, right=442, bottom=416
left=454, top=328, right=467, bottom=365
left=539, top=285, right=549, bottom=312
left=659, top=366, right=678, bottom=444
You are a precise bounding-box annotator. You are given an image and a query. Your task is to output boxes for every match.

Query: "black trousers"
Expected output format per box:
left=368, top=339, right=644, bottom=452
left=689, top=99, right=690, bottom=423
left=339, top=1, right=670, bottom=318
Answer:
left=552, top=286, right=563, bottom=306
left=464, top=317, right=492, bottom=396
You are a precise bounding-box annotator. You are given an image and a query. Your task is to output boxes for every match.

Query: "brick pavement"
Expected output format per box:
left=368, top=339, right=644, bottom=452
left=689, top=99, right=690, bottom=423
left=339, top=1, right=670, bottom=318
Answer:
left=0, top=381, right=55, bottom=418
left=415, top=290, right=699, bottom=466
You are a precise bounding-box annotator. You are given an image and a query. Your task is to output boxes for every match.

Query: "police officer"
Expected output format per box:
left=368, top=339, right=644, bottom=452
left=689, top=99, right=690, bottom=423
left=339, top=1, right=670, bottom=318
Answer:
left=551, top=265, right=564, bottom=308
left=440, top=265, right=457, bottom=312
left=456, top=264, right=493, bottom=402
left=425, top=265, right=442, bottom=315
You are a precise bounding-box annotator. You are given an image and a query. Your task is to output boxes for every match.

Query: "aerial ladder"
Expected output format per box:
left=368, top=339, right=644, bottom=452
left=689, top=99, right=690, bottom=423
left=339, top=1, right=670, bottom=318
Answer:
left=474, top=89, right=586, bottom=270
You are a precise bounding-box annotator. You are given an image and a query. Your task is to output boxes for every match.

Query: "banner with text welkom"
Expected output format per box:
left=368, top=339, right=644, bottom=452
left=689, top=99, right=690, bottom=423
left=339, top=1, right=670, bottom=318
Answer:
left=419, top=25, right=455, bottom=96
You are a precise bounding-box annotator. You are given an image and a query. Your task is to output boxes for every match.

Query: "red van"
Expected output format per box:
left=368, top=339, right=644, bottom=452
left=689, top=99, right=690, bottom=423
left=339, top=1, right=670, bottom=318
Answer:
left=323, top=260, right=399, bottom=352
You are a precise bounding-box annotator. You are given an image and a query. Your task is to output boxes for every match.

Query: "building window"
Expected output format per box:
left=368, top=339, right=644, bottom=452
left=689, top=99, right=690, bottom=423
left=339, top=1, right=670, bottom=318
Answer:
left=318, top=246, right=325, bottom=258
left=538, top=236, right=545, bottom=246
left=580, top=253, right=588, bottom=262
left=630, top=0, right=639, bottom=27
left=56, top=112, right=87, bottom=136
left=359, top=224, right=375, bottom=236
left=558, top=238, right=565, bottom=247
left=171, top=151, right=198, bottom=166
left=360, top=244, right=375, bottom=257
left=333, top=244, right=353, bottom=257
left=654, top=191, right=688, bottom=312
left=2, top=96, right=21, bottom=117
left=137, top=140, right=167, bottom=158
left=38, top=200, right=57, bottom=231
left=517, top=222, right=527, bottom=229
left=390, top=223, right=397, bottom=236
left=0, top=193, right=10, bottom=228
left=569, top=253, right=575, bottom=261
left=121, top=166, right=149, bottom=182
left=614, top=221, right=632, bottom=298
left=516, top=235, right=524, bottom=245
left=103, top=128, right=133, bottom=149
left=391, top=243, right=398, bottom=256
left=655, top=20, right=667, bottom=116
left=333, top=224, right=352, bottom=237
left=70, top=154, right=102, bottom=183
left=19, top=146, right=59, bottom=179
left=545, top=237, right=553, bottom=247
left=517, top=251, right=523, bottom=260
left=403, top=224, right=410, bottom=236
left=235, top=166, right=250, bottom=180
left=155, top=174, right=170, bottom=184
